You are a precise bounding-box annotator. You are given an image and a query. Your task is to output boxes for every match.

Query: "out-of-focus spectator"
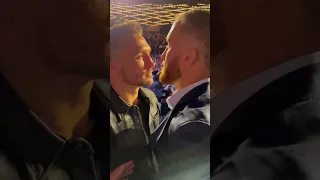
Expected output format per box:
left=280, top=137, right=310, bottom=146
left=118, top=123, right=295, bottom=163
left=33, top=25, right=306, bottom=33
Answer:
left=144, top=31, right=167, bottom=56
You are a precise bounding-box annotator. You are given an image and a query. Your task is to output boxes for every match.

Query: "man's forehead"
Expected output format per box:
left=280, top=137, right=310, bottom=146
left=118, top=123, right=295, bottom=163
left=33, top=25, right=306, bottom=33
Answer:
left=124, top=34, right=151, bottom=52
left=166, top=23, right=178, bottom=42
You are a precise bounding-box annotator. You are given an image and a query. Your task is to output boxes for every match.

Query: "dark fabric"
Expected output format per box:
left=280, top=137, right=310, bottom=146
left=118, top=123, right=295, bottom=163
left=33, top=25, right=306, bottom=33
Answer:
left=211, top=63, right=320, bottom=179
left=138, top=95, right=151, bottom=136
left=85, top=83, right=113, bottom=180
left=151, top=82, right=211, bottom=180
left=0, top=76, right=99, bottom=180
left=108, top=86, right=160, bottom=180
left=160, top=102, right=171, bottom=118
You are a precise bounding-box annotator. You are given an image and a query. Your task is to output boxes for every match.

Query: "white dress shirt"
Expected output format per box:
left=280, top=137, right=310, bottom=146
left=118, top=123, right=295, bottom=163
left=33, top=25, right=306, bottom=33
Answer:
left=166, top=78, right=210, bottom=109
left=211, top=51, right=320, bottom=132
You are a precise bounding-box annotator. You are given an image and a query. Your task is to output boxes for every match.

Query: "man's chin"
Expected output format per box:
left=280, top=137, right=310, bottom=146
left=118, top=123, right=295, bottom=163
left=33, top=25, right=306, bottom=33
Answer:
left=141, top=78, right=154, bottom=86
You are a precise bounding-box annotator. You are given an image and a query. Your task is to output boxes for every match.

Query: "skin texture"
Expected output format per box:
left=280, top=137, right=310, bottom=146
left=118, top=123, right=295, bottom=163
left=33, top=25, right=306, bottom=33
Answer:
left=110, top=161, right=135, bottom=180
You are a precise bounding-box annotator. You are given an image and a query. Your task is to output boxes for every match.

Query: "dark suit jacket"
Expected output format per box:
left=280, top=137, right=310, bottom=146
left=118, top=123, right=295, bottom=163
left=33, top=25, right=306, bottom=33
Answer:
left=211, top=63, right=320, bottom=179
left=151, top=82, right=211, bottom=180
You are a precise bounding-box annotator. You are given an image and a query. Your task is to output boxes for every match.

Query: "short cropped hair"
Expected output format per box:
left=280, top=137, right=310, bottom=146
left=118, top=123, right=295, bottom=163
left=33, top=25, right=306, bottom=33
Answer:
left=110, top=22, right=143, bottom=55
left=174, top=9, right=210, bottom=67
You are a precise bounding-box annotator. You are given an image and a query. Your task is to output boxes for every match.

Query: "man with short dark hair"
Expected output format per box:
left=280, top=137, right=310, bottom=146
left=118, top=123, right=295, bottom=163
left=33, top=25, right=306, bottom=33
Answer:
left=211, top=0, right=320, bottom=179
left=152, top=9, right=211, bottom=180
left=0, top=0, right=133, bottom=180
left=109, top=22, right=160, bottom=180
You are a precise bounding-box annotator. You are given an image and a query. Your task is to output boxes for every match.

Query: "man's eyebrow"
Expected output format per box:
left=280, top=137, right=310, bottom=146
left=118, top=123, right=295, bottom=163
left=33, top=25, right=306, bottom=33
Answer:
left=135, top=47, right=151, bottom=57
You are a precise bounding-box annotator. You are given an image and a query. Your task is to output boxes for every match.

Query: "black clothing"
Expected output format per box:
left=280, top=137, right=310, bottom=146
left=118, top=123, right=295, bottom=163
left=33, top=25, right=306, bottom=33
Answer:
left=109, top=86, right=160, bottom=180
left=152, top=82, right=211, bottom=180
left=211, top=63, right=320, bottom=179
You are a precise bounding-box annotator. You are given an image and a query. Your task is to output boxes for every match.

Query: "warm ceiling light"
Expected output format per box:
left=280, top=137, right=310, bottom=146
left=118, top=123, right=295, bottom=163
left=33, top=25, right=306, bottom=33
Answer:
left=110, top=3, right=210, bottom=27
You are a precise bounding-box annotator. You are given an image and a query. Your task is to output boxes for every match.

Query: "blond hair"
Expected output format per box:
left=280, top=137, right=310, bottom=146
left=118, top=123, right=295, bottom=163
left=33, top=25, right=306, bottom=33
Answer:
left=175, top=9, right=210, bottom=68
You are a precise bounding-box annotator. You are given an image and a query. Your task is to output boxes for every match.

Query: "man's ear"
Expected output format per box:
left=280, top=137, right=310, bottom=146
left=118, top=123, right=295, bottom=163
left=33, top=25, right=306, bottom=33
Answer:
left=110, top=51, right=120, bottom=71
left=183, top=47, right=198, bottom=66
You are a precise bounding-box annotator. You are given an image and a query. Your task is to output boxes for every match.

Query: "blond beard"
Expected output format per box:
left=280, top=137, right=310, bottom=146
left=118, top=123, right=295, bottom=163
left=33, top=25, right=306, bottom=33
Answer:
left=159, top=56, right=181, bottom=85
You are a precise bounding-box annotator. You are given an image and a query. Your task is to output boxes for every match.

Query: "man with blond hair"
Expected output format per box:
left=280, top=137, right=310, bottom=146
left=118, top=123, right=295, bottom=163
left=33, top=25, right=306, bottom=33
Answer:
left=151, top=9, right=211, bottom=180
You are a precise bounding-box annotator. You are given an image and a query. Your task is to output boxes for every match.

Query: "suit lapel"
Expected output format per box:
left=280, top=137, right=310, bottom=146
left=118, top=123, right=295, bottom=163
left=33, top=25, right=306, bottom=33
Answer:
left=152, top=82, right=210, bottom=142
left=154, top=109, right=174, bottom=142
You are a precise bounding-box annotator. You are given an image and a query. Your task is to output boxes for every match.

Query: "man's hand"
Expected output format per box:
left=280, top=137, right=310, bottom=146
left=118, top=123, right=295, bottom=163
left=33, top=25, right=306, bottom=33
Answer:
left=110, top=161, right=135, bottom=180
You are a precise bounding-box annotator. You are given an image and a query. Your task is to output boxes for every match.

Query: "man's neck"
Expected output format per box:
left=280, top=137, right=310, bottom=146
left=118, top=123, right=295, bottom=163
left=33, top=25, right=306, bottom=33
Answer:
left=110, top=79, right=139, bottom=106
left=3, top=70, right=93, bottom=138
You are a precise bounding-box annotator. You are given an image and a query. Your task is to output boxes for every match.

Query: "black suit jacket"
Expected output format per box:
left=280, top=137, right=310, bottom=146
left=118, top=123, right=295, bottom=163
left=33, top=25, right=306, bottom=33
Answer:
left=151, top=82, right=211, bottom=180
left=211, top=63, right=320, bottom=179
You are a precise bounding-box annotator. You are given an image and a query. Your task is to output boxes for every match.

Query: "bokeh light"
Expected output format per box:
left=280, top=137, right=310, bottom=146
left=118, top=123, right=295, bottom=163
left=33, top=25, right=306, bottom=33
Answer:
left=111, top=2, right=210, bottom=27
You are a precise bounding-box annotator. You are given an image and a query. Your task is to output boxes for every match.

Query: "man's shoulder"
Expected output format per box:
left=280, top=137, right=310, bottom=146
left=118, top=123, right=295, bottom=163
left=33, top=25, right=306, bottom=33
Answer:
left=183, top=82, right=210, bottom=108
left=169, top=95, right=210, bottom=133
left=183, top=90, right=210, bottom=119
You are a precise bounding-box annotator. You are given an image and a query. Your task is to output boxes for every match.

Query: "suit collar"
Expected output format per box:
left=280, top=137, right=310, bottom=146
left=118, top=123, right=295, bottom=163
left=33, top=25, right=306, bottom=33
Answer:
left=153, top=82, right=210, bottom=142
left=166, top=79, right=210, bottom=109
left=178, top=81, right=210, bottom=105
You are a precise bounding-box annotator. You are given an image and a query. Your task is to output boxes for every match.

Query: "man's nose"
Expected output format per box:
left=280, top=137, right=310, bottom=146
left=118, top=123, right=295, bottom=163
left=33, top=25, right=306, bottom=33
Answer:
left=145, top=55, right=155, bottom=69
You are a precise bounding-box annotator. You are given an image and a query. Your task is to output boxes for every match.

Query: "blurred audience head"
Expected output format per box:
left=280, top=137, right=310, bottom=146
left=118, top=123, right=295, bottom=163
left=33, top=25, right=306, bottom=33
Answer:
left=160, top=9, right=210, bottom=85
left=211, top=0, right=320, bottom=94
left=110, top=22, right=155, bottom=87
left=0, top=0, right=110, bottom=79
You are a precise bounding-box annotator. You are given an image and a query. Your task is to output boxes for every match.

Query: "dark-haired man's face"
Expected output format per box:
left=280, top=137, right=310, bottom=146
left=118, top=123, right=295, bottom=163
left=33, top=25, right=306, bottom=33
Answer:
left=111, top=34, right=155, bottom=86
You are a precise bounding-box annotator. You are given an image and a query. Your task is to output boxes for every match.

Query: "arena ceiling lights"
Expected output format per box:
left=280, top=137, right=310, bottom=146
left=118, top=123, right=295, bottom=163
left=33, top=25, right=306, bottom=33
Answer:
left=110, top=2, right=210, bottom=27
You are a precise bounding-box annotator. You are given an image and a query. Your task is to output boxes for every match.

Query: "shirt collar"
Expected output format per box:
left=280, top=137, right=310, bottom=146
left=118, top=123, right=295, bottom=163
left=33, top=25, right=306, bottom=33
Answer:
left=211, top=50, right=320, bottom=132
left=166, top=78, right=210, bottom=109
left=109, top=86, right=150, bottom=114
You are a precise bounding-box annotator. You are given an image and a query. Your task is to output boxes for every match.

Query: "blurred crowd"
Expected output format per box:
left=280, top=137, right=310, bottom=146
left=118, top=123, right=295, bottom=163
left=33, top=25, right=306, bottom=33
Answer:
left=144, top=31, right=167, bottom=56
